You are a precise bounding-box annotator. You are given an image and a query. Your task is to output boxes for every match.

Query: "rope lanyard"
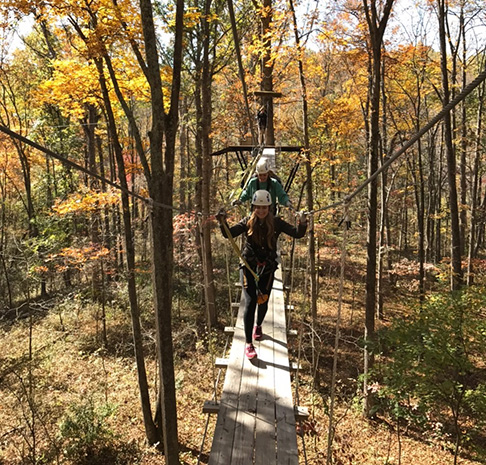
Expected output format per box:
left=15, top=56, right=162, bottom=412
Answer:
left=226, top=148, right=264, bottom=205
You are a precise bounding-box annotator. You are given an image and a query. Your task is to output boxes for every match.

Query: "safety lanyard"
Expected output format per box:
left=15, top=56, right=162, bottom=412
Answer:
left=220, top=220, right=260, bottom=283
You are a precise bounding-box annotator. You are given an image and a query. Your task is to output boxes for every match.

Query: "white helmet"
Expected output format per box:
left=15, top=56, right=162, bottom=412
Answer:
left=252, top=190, right=272, bottom=206
left=256, top=159, right=269, bottom=175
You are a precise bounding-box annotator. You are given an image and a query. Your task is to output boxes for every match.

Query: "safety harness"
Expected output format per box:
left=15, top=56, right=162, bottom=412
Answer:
left=220, top=219, right=269, bottom=304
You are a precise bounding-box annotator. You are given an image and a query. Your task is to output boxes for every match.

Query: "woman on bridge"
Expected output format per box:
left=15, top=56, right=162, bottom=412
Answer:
left=216, top=190, right=307, bottom=359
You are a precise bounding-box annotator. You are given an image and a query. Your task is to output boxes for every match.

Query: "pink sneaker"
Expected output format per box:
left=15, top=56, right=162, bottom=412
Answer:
left=245, top=344, right=257, bottom=359
left=253, top=325, right=263, bottom=341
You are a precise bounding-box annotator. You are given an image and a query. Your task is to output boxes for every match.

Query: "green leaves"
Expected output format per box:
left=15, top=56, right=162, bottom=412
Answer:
left=372, top=288, right=486, bottom=451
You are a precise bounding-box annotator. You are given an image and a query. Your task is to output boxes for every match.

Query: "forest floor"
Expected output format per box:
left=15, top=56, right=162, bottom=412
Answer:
left=0, top=239, right=485, bottom=464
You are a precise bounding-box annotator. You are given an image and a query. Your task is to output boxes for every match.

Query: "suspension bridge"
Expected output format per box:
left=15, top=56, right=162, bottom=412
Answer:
left=203, top=266, right=307, bottom=464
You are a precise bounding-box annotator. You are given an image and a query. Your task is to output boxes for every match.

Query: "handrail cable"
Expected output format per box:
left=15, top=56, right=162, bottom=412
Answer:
left=224, top=242, right=236, bottom=328
left=197, top=213, right=219, bottom=405
left=311, top=64, right=486, bottom=215
left=197, top=333, right=232, bottom=465
left=0, top=124, right=186, bottom=214
left=2, top=65, right=486, bottom=219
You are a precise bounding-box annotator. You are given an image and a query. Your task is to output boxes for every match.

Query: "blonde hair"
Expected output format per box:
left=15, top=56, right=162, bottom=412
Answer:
left=247, top=209, right=275, bottom=250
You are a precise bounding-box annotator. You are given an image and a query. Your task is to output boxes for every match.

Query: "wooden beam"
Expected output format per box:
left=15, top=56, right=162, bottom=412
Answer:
left=253, top=90, right=283, bottom=98
left=215, top=358, right=229, bottom=368
left=289, top=362, right=301, bottom=372
left=287, top=329, right=298, bottom=337
left=211, top=145, right=303, bottom=156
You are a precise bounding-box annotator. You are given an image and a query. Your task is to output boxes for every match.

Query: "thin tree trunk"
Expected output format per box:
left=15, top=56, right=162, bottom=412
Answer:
left=377, top=58, right=387, bottom=320
left=95, top=56, right=159, bottom=445
left=362, top=0, right=395, bottom=417
left=467, top=78, right=485, bottom=284
left=438, top=0, right=463, bottom=289
left=288, top=0, right=317, bottom=322
left=200, top=0, right=217, bottom=326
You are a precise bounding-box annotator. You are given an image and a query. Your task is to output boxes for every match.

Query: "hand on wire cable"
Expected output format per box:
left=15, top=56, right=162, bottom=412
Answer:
left=286, top=200, right=295, bottom=210
left=231, top=199, right=242, bottom=207
left=298, top=211, right=308, bottom=225
left=215, top=208, right=227, bottom=224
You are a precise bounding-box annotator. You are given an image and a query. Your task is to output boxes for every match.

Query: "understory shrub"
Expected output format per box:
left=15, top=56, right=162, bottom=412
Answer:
left=372, top=287, right=486, bottom=461
left=58, top=397, right=118, bottom=464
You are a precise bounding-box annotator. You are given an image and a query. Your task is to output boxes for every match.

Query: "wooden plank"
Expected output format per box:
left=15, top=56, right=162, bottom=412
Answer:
left=203, top=401, right=220, bottom=414
left=253, top=90, right=283, bottom=98
left=208, top=300, right=246, bottom=465
left=294, top=406, right=309, bottom=421
left=290, top=362, right=301, bottom=372
left=211, top=145, right=303, bottom=157
left=272, top=272, right=299, bottom=464
left=254, top=283, right=277, bottom=464
left=215, top=358, right=229, bottom=368
left=230, top=337, right=259, bottom=465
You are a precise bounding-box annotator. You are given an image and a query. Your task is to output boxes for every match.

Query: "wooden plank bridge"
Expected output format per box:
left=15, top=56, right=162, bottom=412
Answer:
left=204, top=268, right=306, bottom=464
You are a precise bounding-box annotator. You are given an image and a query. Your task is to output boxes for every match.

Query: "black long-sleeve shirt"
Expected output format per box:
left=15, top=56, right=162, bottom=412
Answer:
left=221, top=216, right=307, bottom=272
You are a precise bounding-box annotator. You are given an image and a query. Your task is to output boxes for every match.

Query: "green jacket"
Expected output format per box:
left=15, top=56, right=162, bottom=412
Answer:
left=239, top=176, right=290, bottom=208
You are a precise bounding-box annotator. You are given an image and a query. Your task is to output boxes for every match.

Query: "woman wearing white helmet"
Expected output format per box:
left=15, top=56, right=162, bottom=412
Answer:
left=236, top=159, right=292, bottom=214
left=216, top=190, right=307, bottom=359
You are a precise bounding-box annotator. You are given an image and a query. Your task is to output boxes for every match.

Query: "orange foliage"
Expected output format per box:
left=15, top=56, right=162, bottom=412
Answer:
left=52, top=244, right=111, bottom=269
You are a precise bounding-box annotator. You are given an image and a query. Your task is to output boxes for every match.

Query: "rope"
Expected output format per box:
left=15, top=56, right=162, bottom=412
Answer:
left=228, top=148, right=265, bottom=205
left=326, top=202, right=350, bottom=464
left=4, top=64, right=486, bottom=221
left=197, top=334, right=232, bottom=465
left=224, top=243, right=235, bottom=328
left=0, top=124, right=197, bottom=215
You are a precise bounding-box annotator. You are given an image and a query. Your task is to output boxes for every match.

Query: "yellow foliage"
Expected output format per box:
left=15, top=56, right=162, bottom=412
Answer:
left=36, top=59, right=100, bottom=119
left=52, top=190, right=120, bottom=216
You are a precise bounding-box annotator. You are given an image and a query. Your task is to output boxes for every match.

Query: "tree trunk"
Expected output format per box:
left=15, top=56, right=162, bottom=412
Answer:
left=288, top=0, right=317, bottom=322
left=362, top=0, right=395, bottom=417
left=438, top=0, right=463, bottom=290
left=201, top=0, right=217, bottom=326
left=459, top=7, right=467, bottom=258
left=261, top=0, right=275, bottom=145
left=96, top=56, right=159, bottom=445
left=139, top=0, right=184, bottom=461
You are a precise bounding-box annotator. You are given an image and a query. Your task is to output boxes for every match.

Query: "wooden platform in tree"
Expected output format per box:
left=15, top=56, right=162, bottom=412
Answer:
left=205, top=268, right=300, bottom=465
left=210, top=145, right=303, bottom=156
